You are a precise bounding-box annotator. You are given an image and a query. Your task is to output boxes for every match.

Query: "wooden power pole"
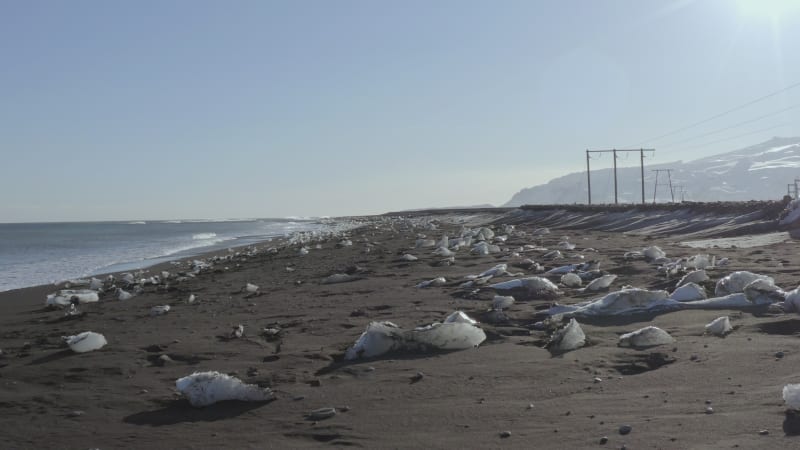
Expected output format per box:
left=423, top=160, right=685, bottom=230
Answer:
left=586, top=148, right=654, bottom=205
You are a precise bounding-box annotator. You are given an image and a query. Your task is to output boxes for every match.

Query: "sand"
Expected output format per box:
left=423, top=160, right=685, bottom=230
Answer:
left=2, top=210, right=800, bottom=449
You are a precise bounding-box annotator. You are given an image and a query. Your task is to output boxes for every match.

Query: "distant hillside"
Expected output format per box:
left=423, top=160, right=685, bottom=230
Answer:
left=505, top=137, right=800, bottom=206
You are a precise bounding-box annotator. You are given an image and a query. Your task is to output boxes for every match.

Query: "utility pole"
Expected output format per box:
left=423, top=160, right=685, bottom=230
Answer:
left=673, top=185, right=686, bottom=202
left=652, top=169, right=675, bottom=203
left=586, top=148, right=654, bottom=205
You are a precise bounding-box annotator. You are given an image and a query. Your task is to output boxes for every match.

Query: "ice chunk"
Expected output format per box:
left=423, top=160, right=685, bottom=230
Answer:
left=743, top=278, right=784, bottom=303
left=686, top=254, right=713, bottom=269
left=715, top=271, right=773, bottom=296
left=64, top=331, right=107, bottom=353
left=670, top=282, right=707, bottom=302
left=643, top=246, right=666, bottom=261
left=548, top=319, right=586, bottom=354
left=560, top=273, right=582, bottom=288
left=619, top=326, right=674, bottom=349
left=344, top=313, right=486, bottom=360
left=410, top=322, right=486, bottom=350
left=676, top=270, right=709, bottom=287
left=400, top=253, right=419, bottom=261
left=488, top=277, right=560, bottom=299
left=322, top=273, right=361, bottom=284
left=784, top=286, right=800, bottom=312
left=245, top=283, right=259, bottom=293
left=176, top=371, right=274, bottom=407
left=784, top=384, right=800, bottom=410
left=705, top=316, right=732, bottom=336
left=432, top=247, right=454, bottom=257
left=478, top=263, right=509, bottom=278
left=416, top=277, right=447, bottom=288
left=583, top=274, right=617, bottom=291
left=150, top=305, right=171, bottom=316
left=578, top=289, right=675, bottom=316
left=443, top=311, right=477, bottom=324
left=492, top=295, right=515, bottom=310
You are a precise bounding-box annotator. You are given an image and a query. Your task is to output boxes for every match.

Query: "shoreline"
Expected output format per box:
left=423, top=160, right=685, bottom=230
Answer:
left=2, top=210, right=800, bottom=448
left=0, top=218, right=355, bottom=295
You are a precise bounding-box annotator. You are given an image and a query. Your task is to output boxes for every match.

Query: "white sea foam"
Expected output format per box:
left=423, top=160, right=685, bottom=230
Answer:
left=192, top=232, right=218, bottom=240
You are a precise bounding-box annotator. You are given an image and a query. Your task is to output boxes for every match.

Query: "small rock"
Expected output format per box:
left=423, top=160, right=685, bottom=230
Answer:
left=599, top=436, right=608, bottom=444
left=309, top=379, right=322, bottom=387
left=705, top=407, right=714, bottom=414
left=758, top=429, right=769, bottom=435
left=410, top=372, right=425, bottom=383
left=67, top=410, right=85, bottom=417
left=158, top=354, right=173, bottom=363
left=776, top=351, right=785, bottom=359
left=690, top=355, right=699, bottom=361
left=339, top=405, right=350, bottom=412
left=619, top=425, right=632, bottom=435
left=499, top=431, right=512, bottom=438
left=594, top=377, right=602, bottom=383
left=527, top=403, right=534, bottom=410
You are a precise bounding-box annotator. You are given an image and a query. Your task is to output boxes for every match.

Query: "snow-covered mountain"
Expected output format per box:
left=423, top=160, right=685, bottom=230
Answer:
left=505, top=137, right=800, bottom=206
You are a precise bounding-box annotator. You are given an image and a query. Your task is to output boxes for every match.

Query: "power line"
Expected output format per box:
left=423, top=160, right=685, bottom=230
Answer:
left=659, top=103, right=800, bottom=148
left=630, top=80, right=800, bottom=146
left=670, top=122, right=789, bottom=153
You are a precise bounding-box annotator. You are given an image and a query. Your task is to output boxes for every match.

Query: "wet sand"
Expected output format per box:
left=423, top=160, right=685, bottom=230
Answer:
left=2, top=213, right=800, bottom=449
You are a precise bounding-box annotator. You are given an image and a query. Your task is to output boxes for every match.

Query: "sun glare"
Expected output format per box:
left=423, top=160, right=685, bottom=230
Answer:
left=737, top=0, right=800, bottom=19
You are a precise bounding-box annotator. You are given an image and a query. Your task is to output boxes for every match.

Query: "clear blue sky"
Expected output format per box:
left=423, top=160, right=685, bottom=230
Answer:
left=3, top=0, right=800, bottom=222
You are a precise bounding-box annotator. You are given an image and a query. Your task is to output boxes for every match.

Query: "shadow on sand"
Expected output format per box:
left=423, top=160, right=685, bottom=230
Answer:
left=123, top=399, right=274, bottom=426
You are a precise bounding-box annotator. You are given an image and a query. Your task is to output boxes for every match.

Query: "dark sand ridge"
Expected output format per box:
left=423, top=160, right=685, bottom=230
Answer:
left=2, top=205, right=800, bottom=449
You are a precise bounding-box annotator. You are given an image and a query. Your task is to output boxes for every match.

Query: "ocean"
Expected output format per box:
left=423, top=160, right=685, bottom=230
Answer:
left=0, top=218, right=332, bottom=292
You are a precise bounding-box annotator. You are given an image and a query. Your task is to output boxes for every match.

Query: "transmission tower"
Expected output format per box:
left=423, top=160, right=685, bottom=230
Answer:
left=651, top=169, right=675, bottom=203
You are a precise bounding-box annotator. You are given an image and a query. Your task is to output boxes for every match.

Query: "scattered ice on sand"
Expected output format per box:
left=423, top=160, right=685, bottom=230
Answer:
left=618, top=326, right=674, bottom=349
left=245, top=283, right=259, bottom=293
left=64, top=331, right=107, bottom=353
left=46, top=290, right=99, bottom=307
left=176, top=371, right=274, bottom=407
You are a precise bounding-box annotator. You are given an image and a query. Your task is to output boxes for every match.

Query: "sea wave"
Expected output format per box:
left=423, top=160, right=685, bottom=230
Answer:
left=128, top=221, right=147, bottom=225
left=192, top=232, right=218, bottom=240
